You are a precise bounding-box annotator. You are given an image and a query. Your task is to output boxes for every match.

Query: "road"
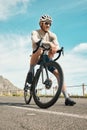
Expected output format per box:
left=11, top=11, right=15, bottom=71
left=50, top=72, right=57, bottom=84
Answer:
left=0, top=96, right=87, bottom=130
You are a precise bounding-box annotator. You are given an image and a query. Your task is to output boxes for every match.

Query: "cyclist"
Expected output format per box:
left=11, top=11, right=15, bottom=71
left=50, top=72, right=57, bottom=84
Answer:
left=25, top=14, right=76, bottom=106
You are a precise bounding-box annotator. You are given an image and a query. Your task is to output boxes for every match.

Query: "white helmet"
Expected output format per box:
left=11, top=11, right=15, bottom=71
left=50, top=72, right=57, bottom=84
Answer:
left=39, top=15, right=52, bottom=26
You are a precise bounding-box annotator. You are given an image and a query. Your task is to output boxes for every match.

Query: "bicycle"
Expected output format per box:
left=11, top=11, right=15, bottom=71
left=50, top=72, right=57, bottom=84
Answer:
left=24, top=41, right=64, bottom=109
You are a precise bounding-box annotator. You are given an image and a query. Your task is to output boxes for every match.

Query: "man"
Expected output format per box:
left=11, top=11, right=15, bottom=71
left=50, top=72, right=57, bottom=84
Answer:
left=25, top=14, right=76, bottom=106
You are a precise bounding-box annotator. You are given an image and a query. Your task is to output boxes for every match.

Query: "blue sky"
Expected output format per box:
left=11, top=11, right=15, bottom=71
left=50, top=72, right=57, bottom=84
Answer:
left=0, top=0, right=87, bottom=94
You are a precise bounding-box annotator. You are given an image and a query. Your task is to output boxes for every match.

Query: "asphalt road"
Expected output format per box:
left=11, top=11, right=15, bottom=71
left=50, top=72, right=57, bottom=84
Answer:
left=0, top=96, right=87, bottom=130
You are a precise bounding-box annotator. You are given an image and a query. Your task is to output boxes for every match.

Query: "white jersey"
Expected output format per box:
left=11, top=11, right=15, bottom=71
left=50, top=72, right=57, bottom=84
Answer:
left=31, top=29, right=60, bottom=51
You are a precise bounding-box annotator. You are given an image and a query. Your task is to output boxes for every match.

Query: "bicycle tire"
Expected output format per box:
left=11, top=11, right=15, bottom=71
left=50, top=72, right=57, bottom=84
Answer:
left=33, top=61, right=63, bottom=108
left=24, top=80, right=32, bottom=104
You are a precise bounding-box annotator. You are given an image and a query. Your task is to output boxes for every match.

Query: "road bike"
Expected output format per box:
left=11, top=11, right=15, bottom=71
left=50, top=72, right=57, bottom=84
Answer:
left=24, top=42, right=64, bottom=108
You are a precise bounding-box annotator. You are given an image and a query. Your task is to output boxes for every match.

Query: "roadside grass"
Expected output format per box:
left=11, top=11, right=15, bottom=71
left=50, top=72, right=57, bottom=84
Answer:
left=0, top=92, right=87, bottom=98
left=0, top=91, right=24, bottom=97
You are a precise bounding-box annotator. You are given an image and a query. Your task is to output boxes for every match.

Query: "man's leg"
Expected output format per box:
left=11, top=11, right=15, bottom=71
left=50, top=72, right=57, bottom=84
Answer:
left=62, top=84, right=76, bottom=106
left=53, top=69, right=76, bottom=106
left=26, top=48, right=43, bottom=84
left=48, top=51, right=76, bottom=106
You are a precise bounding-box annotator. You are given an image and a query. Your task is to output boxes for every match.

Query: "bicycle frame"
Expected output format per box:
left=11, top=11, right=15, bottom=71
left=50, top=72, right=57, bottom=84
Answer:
left=31, top=51, right=50, bottom=91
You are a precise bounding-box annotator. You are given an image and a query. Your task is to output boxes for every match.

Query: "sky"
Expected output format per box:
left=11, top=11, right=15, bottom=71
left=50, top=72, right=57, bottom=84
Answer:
left=0, top=0, right=87, bottom=95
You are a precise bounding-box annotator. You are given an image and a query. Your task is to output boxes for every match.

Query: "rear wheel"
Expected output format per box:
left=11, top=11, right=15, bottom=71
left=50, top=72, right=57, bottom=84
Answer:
left=24, top=79, right=32, bottom=104
left=33, top=61, right=63, bottom=108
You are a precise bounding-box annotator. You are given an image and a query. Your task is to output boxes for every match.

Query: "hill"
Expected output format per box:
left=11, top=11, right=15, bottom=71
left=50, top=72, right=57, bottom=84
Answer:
left=0, top=75, right=20, bottom=91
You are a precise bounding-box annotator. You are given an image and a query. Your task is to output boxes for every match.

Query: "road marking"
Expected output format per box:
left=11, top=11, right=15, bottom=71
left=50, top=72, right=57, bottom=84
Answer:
left=27, top=113, right=36, bottom=116
left=8, top=105, right=87, bottom=120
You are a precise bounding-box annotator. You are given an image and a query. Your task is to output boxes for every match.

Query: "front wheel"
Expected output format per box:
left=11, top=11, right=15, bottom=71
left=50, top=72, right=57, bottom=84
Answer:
left=33, top=61, right=64, bottom=108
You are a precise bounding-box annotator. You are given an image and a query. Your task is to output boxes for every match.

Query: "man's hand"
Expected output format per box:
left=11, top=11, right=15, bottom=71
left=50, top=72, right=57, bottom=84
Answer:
left=48, top=43, right=59, bottom=58
left=50, top=43, right=59, bottom=54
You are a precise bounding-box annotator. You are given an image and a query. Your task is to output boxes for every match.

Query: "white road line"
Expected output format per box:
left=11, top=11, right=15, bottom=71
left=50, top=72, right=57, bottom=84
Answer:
left=8, top=105, right=87, bottom=120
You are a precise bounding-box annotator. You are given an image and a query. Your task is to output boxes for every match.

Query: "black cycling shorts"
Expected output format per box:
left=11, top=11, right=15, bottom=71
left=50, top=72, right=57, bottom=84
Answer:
left=37, top=55, right=55, bottom=73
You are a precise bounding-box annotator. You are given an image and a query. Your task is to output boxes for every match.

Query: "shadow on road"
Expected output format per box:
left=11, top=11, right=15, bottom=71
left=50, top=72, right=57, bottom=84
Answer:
left=0, top=101, right=40, bottom=109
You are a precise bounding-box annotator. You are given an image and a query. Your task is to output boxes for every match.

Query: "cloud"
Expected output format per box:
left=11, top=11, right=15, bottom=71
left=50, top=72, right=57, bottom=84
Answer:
left=59, top=43, right=87, bottom=85
left=0, top=33, right=31, bottom=53
left=72, top=43, right=87, bottom=53
left=0, top=0, right=32, bottom=21
left=0, top=33, right=31, bottom=65
left=0, top=33, right=32, bottom=87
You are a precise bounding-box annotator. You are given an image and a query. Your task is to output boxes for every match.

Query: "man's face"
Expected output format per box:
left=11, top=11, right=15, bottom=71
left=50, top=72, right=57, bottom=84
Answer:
left=41, top=21, right=51, bottom=32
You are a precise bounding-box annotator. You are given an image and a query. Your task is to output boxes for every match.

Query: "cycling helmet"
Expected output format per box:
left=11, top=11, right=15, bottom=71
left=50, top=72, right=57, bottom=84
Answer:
left=39, top=15, right=52, bottom=26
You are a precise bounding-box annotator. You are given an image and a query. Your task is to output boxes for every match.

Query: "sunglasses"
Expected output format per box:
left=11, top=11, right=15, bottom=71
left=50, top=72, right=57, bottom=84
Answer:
left=44, top=22, right=51, bottom=26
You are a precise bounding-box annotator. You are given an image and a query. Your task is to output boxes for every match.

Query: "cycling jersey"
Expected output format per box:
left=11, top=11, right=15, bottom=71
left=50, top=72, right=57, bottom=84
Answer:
left=31, top=29, right=60, bottom=52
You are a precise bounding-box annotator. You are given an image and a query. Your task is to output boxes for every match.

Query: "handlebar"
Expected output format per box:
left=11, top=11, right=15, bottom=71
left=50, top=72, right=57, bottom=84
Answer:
left=33, top=39, right=64, bottom=61
left=54, top=47, right=64, bottom=61
left=33, top=39, right=51, bottom=53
